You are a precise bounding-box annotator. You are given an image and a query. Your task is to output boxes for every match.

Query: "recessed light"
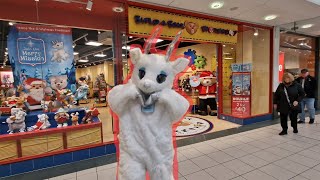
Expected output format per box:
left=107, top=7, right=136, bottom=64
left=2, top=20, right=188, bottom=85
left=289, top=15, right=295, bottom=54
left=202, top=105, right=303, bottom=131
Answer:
left=231, top=48, right=234, bottom=50
left=223, top=45, right=226, bottom=47
left=157, top=39, right=164, bottom=43
left=224, top=57, right=233, bottom=60
left=254, top=29, right=259, bottom=36
left=301, top=24, right=314, bottom=29
left=122, top=46, right=130, bottom=50
left=129, top=36, right=133, bottom=38
left=5, top=52, right=8, bottom=55
left=85, top=41, right=102, bottom=46
left=86, top=0, right=93, bottom=11
left=73, top=52, right=79, bottom=55
left=264, top=14, right=278, bottom=21
left=113, top=7, right=124, bottom=13
left=210, top=1, right=224, bottom=9
left=8, top=22, right=14, bottom=26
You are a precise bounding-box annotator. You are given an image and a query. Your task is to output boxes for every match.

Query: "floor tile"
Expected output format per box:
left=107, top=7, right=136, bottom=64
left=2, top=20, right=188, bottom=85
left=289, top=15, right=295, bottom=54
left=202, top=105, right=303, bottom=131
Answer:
left=208, top=140, right=234, bottom=150
left=207, top=151, right=235, bottom=163
left=178, top=152, right=189, bottom=162
left=286, top=140, right=314, bottom=149
left=77, top=172, right=98, bottom=180
left=289, top=175, right=309, bottom=180
left=223, top=159, right=255, bottom=175
left=223, top=147, right=249, bottom=158
left=273, top=159, right=309, bottom=174
left=300, top=169, right=320, bottom=180
left=190, top=155, right=219, bottom=169
left=242, top=170, right=276, bottom=180
left=286, top=154, right=320, bottom=168
left=252, top=150, right=282, bottom=163
left=298, top=149, right=320, bottom=161
left=179, top=148, right=204, bottom=159
left=77, top=167, right=97, bottom=176
left=235, top=144, right=261, bottom=154
left=230, top=177, right=246, bottom=180
left=97, top=168, right=116, bottom=180
left=205, top=164, right=238, bottom=180
left=238, top=154, right=269, bottom=168
left=194, top=143, right=220, bottom=154
left=50, top=173, right=76, bottom=180
left=184, top=170, right=215, bottom=180
left=276, top=143, right=304, bottom=153
left=178, top=160, right=201, bottom=176
left=259, top=164, right=297, bottom=180
left=247, top=140, right=273, bottom=149
left=264, top=146, right=294, bottom=158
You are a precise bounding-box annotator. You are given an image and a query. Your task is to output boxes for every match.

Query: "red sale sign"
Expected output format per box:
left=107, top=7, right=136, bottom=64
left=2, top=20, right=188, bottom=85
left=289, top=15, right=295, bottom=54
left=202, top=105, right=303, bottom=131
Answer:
left=231, top=96, right=251, bottom=117
left=279, top=52, right=285, bottom=82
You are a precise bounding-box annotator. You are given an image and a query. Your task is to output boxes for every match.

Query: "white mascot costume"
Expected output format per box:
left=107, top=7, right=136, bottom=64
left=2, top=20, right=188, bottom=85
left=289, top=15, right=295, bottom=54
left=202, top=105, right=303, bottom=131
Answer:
left=108, top=30, right=189, bottom=180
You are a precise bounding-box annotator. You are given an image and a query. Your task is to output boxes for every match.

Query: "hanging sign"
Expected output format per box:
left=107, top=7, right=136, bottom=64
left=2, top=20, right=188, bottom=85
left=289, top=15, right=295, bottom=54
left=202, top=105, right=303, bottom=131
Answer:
left=128, top=6, right=238, bottom=44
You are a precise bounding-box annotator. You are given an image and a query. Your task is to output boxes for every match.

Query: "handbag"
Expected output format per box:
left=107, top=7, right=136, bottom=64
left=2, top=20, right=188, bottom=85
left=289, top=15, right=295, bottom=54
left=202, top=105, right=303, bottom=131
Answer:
left=284, top=85, right=301, bottom=113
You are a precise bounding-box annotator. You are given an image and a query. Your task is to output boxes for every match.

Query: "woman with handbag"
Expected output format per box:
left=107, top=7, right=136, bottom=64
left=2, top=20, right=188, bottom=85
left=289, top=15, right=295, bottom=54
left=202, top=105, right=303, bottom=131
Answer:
left=274, top=73, right=305, bottom=135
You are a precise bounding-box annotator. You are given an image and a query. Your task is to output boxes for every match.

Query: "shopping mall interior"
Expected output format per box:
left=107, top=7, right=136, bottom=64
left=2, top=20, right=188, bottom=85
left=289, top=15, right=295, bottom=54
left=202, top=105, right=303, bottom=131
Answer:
left=0, top=0, right=320, bottom=180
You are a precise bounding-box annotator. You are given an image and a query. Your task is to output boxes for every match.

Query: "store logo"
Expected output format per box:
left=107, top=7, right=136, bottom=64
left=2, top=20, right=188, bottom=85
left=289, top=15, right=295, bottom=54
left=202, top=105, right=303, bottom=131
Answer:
left=201, top=26, right=237, bottom=36
left=134, top=15, right=185, bottom=29
left=184, top=21, right=198, bottom=35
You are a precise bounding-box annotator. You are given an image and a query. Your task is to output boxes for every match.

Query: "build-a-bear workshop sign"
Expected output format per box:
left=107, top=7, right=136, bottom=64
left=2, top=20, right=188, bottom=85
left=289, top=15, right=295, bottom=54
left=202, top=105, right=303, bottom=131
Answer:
left=128, top=6, right=238, bottom=44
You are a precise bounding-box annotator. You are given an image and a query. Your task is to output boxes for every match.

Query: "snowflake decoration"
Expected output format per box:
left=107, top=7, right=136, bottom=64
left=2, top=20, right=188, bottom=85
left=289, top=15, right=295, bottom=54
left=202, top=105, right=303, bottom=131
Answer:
left=194, top=56, right=207, bottom=69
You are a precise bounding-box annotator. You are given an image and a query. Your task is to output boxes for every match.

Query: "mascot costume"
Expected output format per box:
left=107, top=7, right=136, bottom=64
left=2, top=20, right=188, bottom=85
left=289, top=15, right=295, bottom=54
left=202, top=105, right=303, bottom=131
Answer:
left=108, top=28, right=189, bottom=180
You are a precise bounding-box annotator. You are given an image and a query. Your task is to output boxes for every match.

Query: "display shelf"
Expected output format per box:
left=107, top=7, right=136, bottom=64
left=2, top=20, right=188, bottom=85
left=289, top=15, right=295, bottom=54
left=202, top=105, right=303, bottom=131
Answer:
left=0, top=122, right=103, bottom=165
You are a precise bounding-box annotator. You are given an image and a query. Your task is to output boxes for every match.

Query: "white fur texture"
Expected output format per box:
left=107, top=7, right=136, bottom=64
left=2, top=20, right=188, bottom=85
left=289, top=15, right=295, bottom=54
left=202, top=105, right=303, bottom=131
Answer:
left=108, top=48, right=189, bottom=180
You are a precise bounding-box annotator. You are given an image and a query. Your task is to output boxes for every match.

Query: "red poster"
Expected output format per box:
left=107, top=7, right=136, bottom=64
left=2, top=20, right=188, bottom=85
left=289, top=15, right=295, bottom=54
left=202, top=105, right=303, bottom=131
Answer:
left=279, top=52, right=285, bottom=82
left=232, top=96, right=251, bottom=117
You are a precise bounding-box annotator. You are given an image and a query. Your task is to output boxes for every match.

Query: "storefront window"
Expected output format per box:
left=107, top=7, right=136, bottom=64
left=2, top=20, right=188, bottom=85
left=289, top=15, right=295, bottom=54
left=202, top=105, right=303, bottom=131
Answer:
left=280, top=33, right=316, bottom=77
left=222, top=26, right=271, bottom=117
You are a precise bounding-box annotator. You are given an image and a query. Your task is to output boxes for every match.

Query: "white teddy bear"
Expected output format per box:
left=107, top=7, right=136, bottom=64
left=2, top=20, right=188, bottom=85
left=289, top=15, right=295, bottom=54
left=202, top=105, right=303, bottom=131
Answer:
left=51, top=41, right=69, bottom=63
left=108, top=30, right=189, bottom=180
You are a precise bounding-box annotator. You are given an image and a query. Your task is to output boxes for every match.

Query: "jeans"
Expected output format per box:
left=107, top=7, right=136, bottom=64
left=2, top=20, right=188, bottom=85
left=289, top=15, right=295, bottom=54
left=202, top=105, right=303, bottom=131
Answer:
left=299, top=98, right=315, bottom=122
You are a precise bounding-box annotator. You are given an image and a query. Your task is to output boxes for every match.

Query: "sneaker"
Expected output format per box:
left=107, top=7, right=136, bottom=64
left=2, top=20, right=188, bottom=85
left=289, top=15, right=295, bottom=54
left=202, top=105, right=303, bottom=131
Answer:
left=298, top=120, right=305, bottom=124
left=293, top=129, right=298, bottom=133
left=309, top=119, right=315, bottom=124
left=279, top=131, right=288, bottom=135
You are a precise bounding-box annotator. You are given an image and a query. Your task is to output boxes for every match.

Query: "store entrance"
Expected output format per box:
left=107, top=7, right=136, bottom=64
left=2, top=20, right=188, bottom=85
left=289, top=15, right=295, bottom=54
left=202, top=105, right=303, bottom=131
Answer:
left=124, top=38, right=240, bottom=138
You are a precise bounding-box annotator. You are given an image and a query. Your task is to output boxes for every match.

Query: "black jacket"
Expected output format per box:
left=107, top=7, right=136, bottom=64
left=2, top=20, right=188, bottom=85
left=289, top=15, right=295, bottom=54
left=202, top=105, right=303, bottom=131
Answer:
left=274, top=82, right=305, bottom=114
left=295, top=75, right=316, bottom=98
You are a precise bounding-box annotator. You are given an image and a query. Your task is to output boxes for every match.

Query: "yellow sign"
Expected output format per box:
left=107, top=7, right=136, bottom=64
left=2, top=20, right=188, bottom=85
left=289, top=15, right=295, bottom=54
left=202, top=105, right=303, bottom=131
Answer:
left=128, top=6, right=238, bottom=44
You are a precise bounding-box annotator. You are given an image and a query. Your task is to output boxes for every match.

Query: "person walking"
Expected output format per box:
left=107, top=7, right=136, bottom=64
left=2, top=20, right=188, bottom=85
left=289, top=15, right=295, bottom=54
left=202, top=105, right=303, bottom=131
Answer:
left=296, top=69, right=317, bottom=124
left=274, top=73, right=305, bottom=135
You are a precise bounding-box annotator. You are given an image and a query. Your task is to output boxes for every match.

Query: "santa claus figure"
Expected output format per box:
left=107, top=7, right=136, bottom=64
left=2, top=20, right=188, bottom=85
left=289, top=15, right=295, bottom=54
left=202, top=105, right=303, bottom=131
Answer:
left=24, top=78, right=47, bottom=106
left=197, top=71, right=217, bottom=116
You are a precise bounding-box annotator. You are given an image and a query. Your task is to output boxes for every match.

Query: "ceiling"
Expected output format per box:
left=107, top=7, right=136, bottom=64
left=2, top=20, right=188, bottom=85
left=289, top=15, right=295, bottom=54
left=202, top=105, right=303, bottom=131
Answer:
left=129, top=0, right=320, bottom=36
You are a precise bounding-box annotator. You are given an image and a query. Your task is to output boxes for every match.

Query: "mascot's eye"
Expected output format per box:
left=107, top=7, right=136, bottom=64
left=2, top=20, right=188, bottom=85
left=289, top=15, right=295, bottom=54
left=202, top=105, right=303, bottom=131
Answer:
left=139, top=68, right=146, bottom=79
left=157, top=71, right=167, bottom=84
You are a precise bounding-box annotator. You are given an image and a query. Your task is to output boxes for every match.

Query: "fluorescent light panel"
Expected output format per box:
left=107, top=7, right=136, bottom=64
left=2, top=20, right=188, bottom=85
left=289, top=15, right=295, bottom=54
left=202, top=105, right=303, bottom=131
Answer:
left=94, top=53, right=106, bottom=57
left=78, top=59, right=89, bottom=63
left=85, top=41, right=102, bottom=46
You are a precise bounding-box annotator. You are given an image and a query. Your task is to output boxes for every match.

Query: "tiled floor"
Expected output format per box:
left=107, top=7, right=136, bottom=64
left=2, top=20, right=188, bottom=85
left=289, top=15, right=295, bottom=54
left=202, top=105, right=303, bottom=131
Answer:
left=50, top=116, right=320, bottom=180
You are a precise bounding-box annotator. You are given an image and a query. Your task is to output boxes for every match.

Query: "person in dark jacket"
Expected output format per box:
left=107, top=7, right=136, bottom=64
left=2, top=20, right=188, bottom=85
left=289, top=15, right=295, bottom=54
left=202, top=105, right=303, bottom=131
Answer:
left=295, top=69, right=317, bottom=124
left=274, top=73, right=305, bottom=135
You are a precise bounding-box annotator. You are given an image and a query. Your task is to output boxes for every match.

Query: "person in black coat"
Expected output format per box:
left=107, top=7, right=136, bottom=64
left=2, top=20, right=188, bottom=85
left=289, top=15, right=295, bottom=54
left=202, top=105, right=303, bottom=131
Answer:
left=295, top=69, right=317, bottom=124
left=274, top=73, right=305, bottom=135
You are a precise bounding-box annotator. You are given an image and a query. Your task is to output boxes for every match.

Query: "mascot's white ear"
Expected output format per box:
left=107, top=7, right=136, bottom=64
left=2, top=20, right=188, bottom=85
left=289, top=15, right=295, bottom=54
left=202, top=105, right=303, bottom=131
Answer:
left=129, top=48, right=142, bottom=65
left=171, top=57, right=189, bottom=74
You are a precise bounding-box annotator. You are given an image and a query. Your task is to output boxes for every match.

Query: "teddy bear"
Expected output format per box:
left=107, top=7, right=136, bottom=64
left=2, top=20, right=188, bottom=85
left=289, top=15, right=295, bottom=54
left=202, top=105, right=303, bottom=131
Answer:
left=51, top=41, right=69, bottom=63
left=74, top=80, right=89, bottom=101
left=197, top=71, right=217, bottom=116
left=70, top=112, right=79, bottom=126
left=27, top=114, right=51, bottom=131
left=81, top=106, right=99, bottom=124
left=108, top=29, right=189, bottom=180
left=54, top=108, right=69, bottom=127
left=6, top=108, right=27, bottom=134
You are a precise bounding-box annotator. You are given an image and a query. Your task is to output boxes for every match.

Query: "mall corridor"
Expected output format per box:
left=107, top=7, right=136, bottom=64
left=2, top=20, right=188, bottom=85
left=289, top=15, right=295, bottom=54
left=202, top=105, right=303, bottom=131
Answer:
left=49, top=115, right=320, bottom=180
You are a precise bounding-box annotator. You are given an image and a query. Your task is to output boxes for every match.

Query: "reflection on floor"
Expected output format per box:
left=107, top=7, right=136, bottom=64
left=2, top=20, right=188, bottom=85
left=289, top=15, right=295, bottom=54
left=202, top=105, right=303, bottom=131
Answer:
left=79, top=99, right=240, bottom=143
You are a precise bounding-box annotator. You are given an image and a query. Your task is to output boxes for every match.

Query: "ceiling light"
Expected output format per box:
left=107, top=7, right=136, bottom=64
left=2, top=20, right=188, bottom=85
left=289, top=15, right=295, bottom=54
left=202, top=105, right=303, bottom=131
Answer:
left=113, top=7, right=124, bottom=13
left=254, top=29, right=259, bottom=36
left=86, top=0, right=93, bottom=11
left=231, top=48, right=234, bottom=50
left=122, top=46, right=130, bottom=50
left=223, top=45, right=226, bottom=47
left=8, top=22, right=14, bottom=26
left=35, top=0, right=39, bottom=1
left=78, top=59, right=89, bottom=63
left=98, top=31, right=101, bottom=34
left=298, top=38, right=306, bottom=41
left=301, top=24, right=314, bottom=29
left=264, top=15, right=277, bottom=21
left=223, top=52, right=231, bottom=55
left=157, top=39, right=163, bottom=43
left=73, top=43, right=76, bottom=48
left=73, top=52, right=79, bottom=55
left=129, top=36, right=133, bottom=39
left=94, top=53, right=107, bottom=57
left=224, top=57, right=233, bottom=60
left=85, top=41, right=102, bottom=46
left=210, top=1, right=224, bottom=9
left=122, top=54, right=126, bottom=57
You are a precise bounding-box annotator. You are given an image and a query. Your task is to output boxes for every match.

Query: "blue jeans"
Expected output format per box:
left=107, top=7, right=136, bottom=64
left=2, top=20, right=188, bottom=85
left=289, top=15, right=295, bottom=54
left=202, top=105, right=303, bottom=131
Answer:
left=299, top=98, right=315, bottom=122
